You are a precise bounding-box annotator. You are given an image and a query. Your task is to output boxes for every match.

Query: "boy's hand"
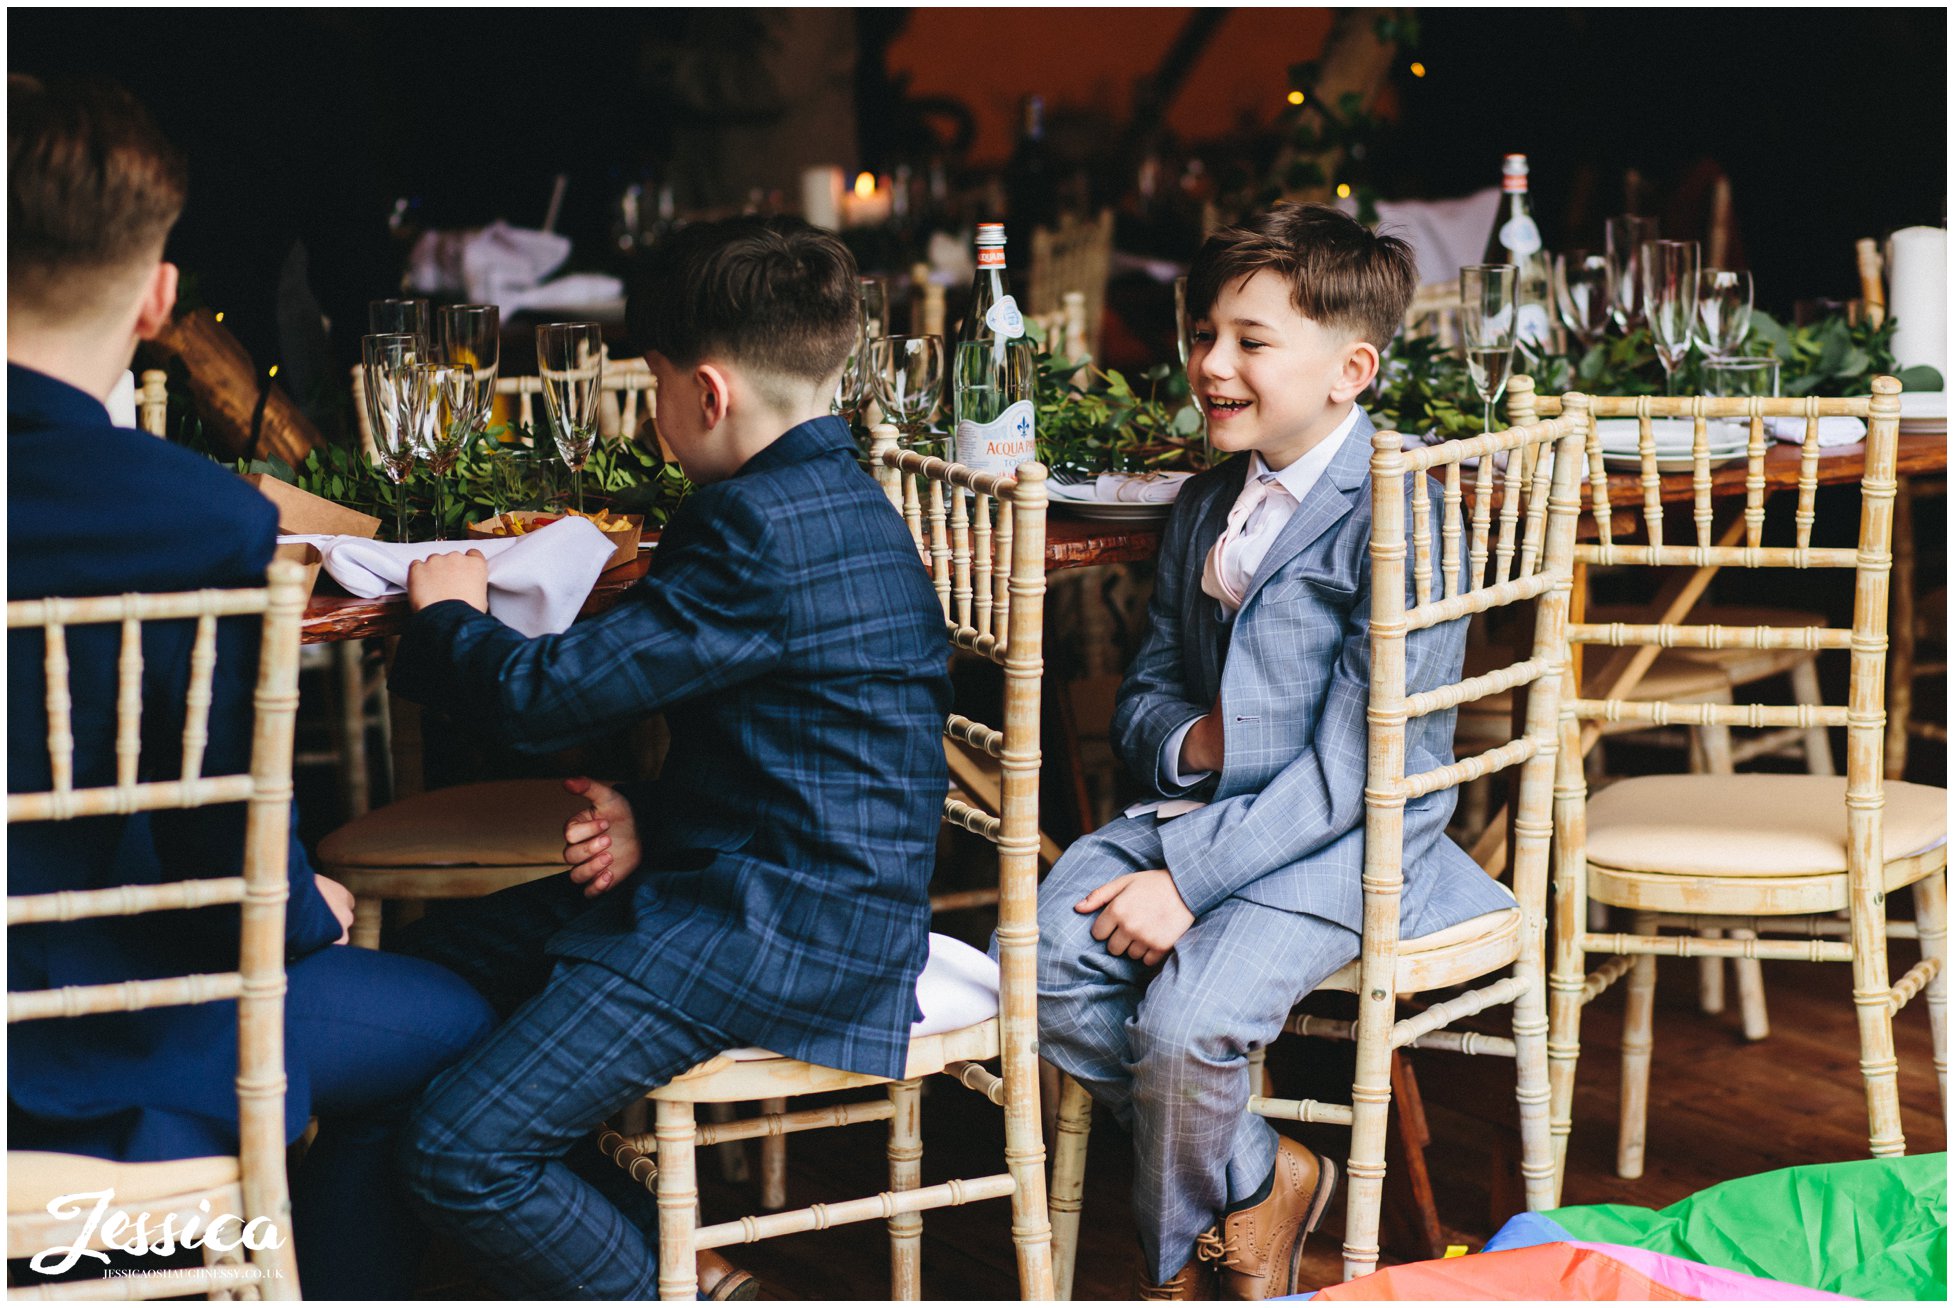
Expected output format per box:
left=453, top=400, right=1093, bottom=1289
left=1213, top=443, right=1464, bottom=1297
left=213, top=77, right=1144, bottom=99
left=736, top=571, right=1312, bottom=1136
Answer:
left=1179, top=692, right=1226, bottom=775
left=1076, top=870, right=1194, bottom=967
left=407, top=550, right=489, bottom=613
left=562, top=776, right=642, bottom=898
left=314, top=874, right=355, bottom=945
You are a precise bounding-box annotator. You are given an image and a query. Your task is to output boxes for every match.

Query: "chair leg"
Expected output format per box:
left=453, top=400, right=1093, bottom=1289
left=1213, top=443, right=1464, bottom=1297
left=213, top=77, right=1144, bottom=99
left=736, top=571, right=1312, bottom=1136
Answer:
left=1790, top=658, right=1835, bottom=775
left=350, top=895, right=383, bottom=950
left=654, top=1099, right=700, bottom=1300
left=1729, top=929, right=1770, bottom=1041
left=333, top=641, right=372, bottom=819
left=1913, top=869, right=1948, bottom=1111
left=887, top=1080, right=923, bottom=1300
left=1341, top=999, right=1397, bottom=1283
left=1049, top=1075, right=1093, bottom=1301
left=1697, top=927, right=1726, bottom=1015
left=1617, top=913, right=1658, bottom=1180
left=759, top=1097, right=787, bottom=1209
left=1510, top=966, right=1557, bottom=1212
left=1004, top=1070, right=1057, bottom=1301
left=702, top=1102, right=750, bottom=1183
left=1547, top=915, right=1587, bottom=1204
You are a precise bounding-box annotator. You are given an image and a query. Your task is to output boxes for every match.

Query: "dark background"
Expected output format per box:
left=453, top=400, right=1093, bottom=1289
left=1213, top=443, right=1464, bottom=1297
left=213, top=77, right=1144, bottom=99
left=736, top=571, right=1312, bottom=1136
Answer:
left=11, top=6, right=1945, bottom=378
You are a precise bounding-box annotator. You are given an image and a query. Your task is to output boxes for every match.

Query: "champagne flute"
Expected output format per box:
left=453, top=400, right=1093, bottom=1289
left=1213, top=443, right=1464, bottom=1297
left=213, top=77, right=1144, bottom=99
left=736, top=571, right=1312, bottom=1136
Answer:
left=1175, top=273, right=1211, bottom=464
left=831, top=330, right=868, bottom=427
left=1704, top=356, right=1779, bottom=399
left=858, top=277, right=890, bottom=342
left=415, top=361, right=482, bottom=538
left=1554, top=251, right=1613, bottom=349
left=869, top=334, right=945, bottom=449
left=1604, top=214, right=1660, bottom=333
left=1641, top=240, right=1700, bottom=395
left=1696, top=268, right=1754, bottom=362
left=362, top=332, right=427, bottom=543
left=535, top=322, right=603, bottom=513
left=437, top=303, right=501, bottom=434
left=1459, top=264, right=1518, bottom=436
left=369, top=298, right=430, bottom=343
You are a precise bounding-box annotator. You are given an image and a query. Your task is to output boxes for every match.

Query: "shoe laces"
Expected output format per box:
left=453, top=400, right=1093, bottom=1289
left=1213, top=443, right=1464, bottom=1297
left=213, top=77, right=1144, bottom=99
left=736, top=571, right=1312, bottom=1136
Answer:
left=1194, top=1228, right=1242, bottom=1270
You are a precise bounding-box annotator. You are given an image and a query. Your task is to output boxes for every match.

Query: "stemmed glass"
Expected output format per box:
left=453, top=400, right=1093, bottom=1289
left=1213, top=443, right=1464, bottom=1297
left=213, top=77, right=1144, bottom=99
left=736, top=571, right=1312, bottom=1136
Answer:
left=1459, top=264, right=1518, bottom=436
left=415, top=362, right=482, bottom=538
left=1174, top=274, right=1212, bottom=464
left=535, top=322, right=603, bottom=513
left=1696, top=269, right=1754, bottom=362
left=858, top=277, right=890, bottom=341
left=362, top=332, right=429, bottom=543
left=869, top=335, right=945, bottom=449
left=1554, top=251, right=1613, bottom=349
left=1604, top=215, right=1660, bottom=333
left=437, top=303, right=500, bottom=422
left=1641, top=240, right=1701, bottom=394
left=369, top=298, right=430, bottom=342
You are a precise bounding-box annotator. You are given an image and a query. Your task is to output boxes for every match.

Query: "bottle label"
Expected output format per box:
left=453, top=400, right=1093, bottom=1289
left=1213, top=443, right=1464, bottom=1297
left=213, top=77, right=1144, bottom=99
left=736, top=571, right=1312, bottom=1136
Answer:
left=978, top=247, right=1006, bottom=268
left=1517, top=304, right=1553, bottom=348
left=1498, top=214, right=1542, bottom=256
left=955, top=400, right=1036, bottom=477
left=1502, top=175, right=1529, bottom=193
left=984, top=294, right=1025, bottom=338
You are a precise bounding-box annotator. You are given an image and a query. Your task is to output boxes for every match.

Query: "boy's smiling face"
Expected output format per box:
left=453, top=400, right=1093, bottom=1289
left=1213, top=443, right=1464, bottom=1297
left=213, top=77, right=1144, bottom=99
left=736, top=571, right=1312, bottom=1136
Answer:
left=1188, top=272, right=1380, bottom=471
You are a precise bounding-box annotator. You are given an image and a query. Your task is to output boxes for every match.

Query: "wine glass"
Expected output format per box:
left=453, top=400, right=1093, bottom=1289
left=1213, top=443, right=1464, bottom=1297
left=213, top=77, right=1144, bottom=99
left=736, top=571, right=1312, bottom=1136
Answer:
left=832, top=331, right=868, bottom=427
left=1704, top=356, right=1779, bottom=399
left=369, top=298, right=430, bottom=343
left=1604, top=215, right=1660, bottom=333
left=1459, top=264, right=1518, bottom=436
left=535, top=322, right=603, bottom=513
left=362, top=332, right=428, bottom=543
left=1554, top=251, right=1613, bottom=349
left=1175, top=273, right=1212, bottom=465
left=1641, top=240, right=1700, bottom=394
left=437, top=303, right=501, bottom=430
left=869, top=335, right=945, bottom=448
left=858, top=277, right=890, bottom=341
left=415, top=361, right=482, bottom=539
left=1696, top=268, right=1754, bottom=362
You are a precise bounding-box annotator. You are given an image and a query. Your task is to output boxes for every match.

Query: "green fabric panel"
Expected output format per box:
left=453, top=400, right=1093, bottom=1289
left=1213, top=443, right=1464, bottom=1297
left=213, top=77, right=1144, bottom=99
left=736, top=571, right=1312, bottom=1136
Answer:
left=1545, top=1154, right=1947, bottom=1300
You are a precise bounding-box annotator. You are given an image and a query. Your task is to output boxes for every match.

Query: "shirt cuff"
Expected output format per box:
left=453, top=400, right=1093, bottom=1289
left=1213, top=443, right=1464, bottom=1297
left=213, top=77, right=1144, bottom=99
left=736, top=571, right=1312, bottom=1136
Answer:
left=1159, top=716, right=1213, bottom=789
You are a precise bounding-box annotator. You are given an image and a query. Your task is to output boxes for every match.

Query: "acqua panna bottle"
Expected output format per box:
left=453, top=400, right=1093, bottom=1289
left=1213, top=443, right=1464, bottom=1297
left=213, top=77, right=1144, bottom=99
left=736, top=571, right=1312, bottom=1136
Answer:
left=1482, top=153, right=1554, bottom=354
left=951, top=222, right=1036, bottom=477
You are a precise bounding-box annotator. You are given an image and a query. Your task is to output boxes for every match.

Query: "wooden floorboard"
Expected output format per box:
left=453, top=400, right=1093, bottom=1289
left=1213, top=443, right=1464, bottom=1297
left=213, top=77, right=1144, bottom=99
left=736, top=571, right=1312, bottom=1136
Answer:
left=418, top=937, right=1943, bottom=1299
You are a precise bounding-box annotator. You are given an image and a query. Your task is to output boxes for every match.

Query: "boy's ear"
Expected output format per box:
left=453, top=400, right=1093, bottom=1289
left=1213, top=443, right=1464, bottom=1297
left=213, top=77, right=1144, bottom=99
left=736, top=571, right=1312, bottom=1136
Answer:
left=692, top=361, right=732, bottom=430
left=1329, top=339, right=1380, bottom=405
left=133, top=262, right=178, bottom=340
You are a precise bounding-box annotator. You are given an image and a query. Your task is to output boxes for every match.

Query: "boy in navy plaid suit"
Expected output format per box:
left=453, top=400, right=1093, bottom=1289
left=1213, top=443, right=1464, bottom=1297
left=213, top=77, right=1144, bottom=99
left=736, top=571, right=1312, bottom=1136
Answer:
left=387, top=217, right=951, bottom=1299
left=1036, top=206, right=1515, bottom=1298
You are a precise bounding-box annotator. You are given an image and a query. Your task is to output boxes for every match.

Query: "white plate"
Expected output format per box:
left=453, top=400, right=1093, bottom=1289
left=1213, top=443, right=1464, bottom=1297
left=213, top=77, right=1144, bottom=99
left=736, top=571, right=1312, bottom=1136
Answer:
left=1899, top=391, right=1945, bottom=420
left=1594, top=417, right=1749, bottom=456
left=1050, top=499, right=1174, bottom=524
left=1601, top=450, right=1749, bottom=474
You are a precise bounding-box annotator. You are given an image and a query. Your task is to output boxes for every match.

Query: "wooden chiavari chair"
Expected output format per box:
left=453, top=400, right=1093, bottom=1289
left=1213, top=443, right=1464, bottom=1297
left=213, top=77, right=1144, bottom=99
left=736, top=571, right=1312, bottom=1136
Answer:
left=1048, top=406, right=1591, bottom=1289
left=1028, top=210, right=1113, bottom=359
left=1402, top=279, right=1461, bottom=349
left=591, top=436, right=1056, bottom=1300
left=1540, top=376, right=1947, bottom=1190
left=6, top=560, right=309, bottom=1301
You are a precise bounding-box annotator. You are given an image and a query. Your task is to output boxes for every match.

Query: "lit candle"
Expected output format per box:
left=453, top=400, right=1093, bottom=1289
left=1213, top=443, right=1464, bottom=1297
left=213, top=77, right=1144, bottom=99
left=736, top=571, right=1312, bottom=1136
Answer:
left=843, top=172, right=893, bottom=228
left=800, top=165, right=845, bottom=231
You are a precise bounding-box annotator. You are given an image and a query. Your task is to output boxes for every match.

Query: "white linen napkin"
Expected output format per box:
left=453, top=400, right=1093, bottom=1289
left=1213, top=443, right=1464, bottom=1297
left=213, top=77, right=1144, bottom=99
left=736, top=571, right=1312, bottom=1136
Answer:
left=289, top=517, right=616, bottom=638
left=107, top=369, right=139, bottom=430
left=910, top=934, right=1000, bottom=1037
left=1048, top=471, right=1192, bottom=503
left=1887, top=226, right=1946, bottom=376
left=1765, top=416, right=1866, bottom=448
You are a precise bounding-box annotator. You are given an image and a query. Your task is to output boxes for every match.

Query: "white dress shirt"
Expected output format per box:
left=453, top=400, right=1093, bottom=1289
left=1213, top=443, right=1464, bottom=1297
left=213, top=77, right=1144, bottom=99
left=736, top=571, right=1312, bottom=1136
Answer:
left=1135, top=405, right=1363, bottom=816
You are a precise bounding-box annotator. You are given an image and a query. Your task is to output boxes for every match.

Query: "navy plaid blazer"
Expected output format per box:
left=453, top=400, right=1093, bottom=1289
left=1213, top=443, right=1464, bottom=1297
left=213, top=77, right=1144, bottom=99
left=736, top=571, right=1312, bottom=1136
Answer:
left=391, top=416, right=951, bottom=1080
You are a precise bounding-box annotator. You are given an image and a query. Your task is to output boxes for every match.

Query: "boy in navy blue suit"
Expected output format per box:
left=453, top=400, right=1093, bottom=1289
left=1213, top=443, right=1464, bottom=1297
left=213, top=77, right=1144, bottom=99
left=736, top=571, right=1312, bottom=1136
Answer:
left=6, top=76, right=493, bottom=1299
left=389, top=216, right=951, bottom=1298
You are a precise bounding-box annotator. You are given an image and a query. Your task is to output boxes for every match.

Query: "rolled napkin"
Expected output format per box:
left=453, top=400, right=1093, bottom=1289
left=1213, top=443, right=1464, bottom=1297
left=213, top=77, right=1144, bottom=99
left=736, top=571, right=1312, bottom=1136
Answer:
left=505, top=271, right=626, bottom=318
left=1765, top=415, right=1866, bottom=448
left=1887, top=226, right=1947, bottom=375
left=292, top=517, right=616, bottom=638
left=1048, top=471, right=1192, bottom=503
left=106, top=369, right=138, bottom=429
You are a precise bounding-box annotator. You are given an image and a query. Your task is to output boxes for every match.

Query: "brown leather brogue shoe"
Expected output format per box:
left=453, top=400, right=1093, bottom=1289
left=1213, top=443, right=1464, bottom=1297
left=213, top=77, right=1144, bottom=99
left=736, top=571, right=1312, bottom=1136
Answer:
left=1208, top=1137, right=1339, bottom=1300
left=1135, top=1245, right=1216, bottom=1300
left=698, top=1249, right=760, bottom=1301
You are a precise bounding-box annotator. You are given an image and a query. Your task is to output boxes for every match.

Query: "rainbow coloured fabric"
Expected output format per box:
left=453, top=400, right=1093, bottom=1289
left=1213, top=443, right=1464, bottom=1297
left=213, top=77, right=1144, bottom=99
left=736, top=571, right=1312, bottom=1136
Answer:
left=1306, top=1153, right=1946, bottom=1301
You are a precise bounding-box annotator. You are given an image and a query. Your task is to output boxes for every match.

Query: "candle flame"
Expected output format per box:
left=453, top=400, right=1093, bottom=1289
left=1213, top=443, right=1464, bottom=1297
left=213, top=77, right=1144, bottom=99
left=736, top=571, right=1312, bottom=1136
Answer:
left=1336, top=184, right=1352, bottom=199
left=1286, top=90, right=1305, bottom=106
left=854, top=172, right=875, bottom=198
left=268, top=365, right=279, bottom=378
left=1410, top=61, right=1427, bottom=78
left=214, top=311, right=225, bottom=323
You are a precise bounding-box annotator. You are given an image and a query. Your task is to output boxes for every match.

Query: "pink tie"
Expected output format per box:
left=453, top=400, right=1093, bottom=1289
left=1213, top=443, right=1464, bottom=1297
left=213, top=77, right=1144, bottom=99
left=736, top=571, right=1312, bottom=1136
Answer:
left=1200, top=475, right=1273, bottom=613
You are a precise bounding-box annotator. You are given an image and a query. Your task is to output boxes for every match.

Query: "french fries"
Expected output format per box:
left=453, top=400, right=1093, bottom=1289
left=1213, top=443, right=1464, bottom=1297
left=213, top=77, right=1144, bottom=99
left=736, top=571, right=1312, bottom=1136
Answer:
left=485, top=508, right=631, bottom=537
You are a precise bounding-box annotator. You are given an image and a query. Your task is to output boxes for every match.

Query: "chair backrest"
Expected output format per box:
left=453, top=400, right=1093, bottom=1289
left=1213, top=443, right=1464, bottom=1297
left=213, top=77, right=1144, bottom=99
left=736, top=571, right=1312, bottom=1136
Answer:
left=1518, top=375, right=1903, bottom=914
left=1365, top=408, right=1587, bottom=967
left=1028, top=209, right=1113, bottom=358
left=866, top=423, right=1045, bottom=1114
left=6, top=559, right=307, bottom=1298
left=136, top=370, right=169, bottom=438
left=1403, top=278, right=1461, bottom=349
left=1030, top=291, right=1091, bottom=366
left=349, top=354, right=664, bottom=461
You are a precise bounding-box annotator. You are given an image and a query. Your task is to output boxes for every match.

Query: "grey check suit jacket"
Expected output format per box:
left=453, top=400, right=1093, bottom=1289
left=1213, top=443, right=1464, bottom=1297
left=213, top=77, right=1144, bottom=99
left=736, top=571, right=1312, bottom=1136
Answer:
left=1109, top=407, right=1514, bottom=937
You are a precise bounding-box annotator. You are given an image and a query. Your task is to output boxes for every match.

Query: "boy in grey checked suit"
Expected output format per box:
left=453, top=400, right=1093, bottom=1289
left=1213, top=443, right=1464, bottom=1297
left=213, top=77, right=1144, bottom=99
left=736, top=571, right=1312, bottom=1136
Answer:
left=1037, top=206, right=1514, bottom=1298
left=386, top=218, right=950, bottom=1299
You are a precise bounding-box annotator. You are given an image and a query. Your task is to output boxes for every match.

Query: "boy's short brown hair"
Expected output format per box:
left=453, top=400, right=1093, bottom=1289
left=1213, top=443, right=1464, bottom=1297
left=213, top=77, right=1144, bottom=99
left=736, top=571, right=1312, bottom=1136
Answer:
left=629, top=215, right=860, bottom=396
left=1187, top=203, right=1417, bottom=351
left=8, top=75, right=187, bottom=321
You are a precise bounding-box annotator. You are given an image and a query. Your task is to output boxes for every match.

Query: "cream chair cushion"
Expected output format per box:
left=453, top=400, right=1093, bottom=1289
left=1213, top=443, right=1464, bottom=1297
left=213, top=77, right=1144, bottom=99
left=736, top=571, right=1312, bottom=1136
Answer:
left=9, top=1152, right=237, bottom=1210
left=318, top=779, right=584, bottom=868
left=1586, top=774, right=1948, bottom=876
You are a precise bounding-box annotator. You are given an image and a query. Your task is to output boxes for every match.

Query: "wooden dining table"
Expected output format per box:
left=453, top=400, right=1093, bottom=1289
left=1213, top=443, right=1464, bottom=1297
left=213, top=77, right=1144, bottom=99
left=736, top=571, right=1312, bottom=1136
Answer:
left=299, top=431, right=1948, bottom=644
